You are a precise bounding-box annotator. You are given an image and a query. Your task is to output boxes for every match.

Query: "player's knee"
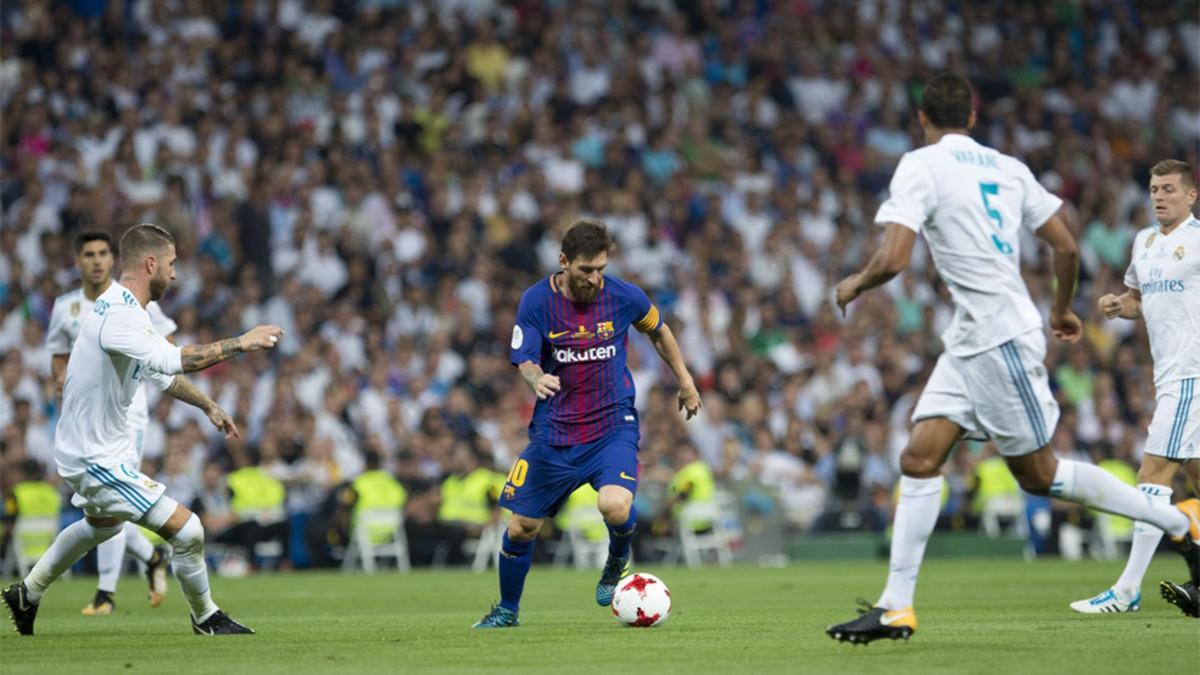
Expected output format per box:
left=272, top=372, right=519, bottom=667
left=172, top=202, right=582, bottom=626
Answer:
left=90, top=521, right=124, bottom=543
left=899, top=450, right=940, bottom=478
left=597, top=493, right=632, bottom=524
left=507, top=515, right=541, bottom=541
left=168, top=514, right=206, bottom=556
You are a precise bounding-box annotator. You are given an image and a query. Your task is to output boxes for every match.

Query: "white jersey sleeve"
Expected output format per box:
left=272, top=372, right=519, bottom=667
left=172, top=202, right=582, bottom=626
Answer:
left=99, top=304, right=184, bottom=376
left=1123, top=232, right=1143, bottom=289
left=45, top=295, right=74, bottom=355
left=143, top=368, right=176, bottom=391
left=1016, top=163, right=1063, bottom=232
left=147, top=301, right=178, bottom=338
left=874, top=155, right=937, bottom=232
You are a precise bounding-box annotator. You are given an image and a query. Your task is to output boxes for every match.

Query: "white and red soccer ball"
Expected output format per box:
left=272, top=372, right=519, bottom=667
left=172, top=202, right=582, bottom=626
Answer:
left=611, top=573, right=671, bottom=627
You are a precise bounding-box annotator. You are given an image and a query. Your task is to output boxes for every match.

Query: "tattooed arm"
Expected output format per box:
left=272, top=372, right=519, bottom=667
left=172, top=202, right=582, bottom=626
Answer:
left=180, top=325, right=285, bottom=372
left=165, top=375, right=240, bottom=439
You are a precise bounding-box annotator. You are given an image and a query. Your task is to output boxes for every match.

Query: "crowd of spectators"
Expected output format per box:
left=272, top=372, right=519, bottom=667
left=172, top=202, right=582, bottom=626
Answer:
left=2, top=0, right=1198, bottom=565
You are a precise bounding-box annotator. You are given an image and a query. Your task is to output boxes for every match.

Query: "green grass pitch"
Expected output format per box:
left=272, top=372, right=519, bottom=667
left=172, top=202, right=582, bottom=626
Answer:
left=3, top=559, right=1196, bottom=674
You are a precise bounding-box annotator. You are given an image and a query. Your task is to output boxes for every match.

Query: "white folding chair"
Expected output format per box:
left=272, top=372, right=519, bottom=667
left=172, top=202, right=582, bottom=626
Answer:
left=677, top=493, right=735, bottom=568
left=467, top=521, right=506, bottom=573
left=555, top=506, right=609, bottom=570
left=9, top=515, right=61, bottom=577
left=980, top=494, right=1027, bottom=539
left=342, top=508, right=411, bottom=574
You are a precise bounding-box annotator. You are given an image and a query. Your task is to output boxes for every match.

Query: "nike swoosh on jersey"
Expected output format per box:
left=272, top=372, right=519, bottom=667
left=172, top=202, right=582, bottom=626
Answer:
left=619, top=472, right=637, bottom=482
left=548, top=331, right=568, bottom=339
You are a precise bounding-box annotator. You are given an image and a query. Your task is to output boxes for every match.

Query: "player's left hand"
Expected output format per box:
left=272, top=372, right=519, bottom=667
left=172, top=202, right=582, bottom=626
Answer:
left=678, top=381, right=702, bottom=420
left=206, top=405, right=241, bottom=439
left=1050, top=309, right=1083, bottom=343
left=834, top=274, right=862, bottom=317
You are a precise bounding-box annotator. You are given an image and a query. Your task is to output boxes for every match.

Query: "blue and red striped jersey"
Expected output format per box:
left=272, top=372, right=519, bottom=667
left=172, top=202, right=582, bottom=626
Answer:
left=510, top=273, right=662, bottom=446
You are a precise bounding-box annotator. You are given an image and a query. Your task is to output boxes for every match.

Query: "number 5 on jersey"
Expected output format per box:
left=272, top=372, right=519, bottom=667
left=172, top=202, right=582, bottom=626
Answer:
left=980, top=182, right=1014, bottom=255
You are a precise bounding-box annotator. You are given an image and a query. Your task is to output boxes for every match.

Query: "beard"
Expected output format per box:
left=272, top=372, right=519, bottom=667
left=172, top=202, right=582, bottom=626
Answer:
left=570, top=278, right=598, bottom=302
left=149, top=274, right=169, bottom=301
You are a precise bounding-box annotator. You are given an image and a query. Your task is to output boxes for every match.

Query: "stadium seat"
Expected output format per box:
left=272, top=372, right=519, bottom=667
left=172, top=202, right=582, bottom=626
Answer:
left=466, top=521, right=506, bottom=573
left=341, top=508, right=411, bottom=574
left=677, top=491, right=737, bottom=568
left=553, top=505, right=608, bottom=570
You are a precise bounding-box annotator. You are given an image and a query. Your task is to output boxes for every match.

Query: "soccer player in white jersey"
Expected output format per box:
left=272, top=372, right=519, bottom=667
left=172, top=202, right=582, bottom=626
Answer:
left=2, top=223, right=284, bottom=636
left=1070, top=160, right=1200, bottom=618
left=824, top=73, right=1200, bottom=644
left=45, top=230, right=177, bottom=617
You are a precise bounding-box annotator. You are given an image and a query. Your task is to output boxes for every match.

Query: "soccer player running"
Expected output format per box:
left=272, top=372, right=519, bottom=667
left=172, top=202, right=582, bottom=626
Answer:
left=473, top=220, right=702, bottom=628
left=824, top=73, right=1200, bottom=644
left=45, top=230, right=176, bottom=616
left=2, top=224, right=284, bottom=636
left=1071, top=160, right=1200, bottom=618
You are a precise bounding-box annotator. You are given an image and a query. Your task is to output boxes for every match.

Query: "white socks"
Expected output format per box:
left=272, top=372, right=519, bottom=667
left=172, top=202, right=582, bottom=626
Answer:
left=168, top=514, right=218, bottom=622
left=24, top=519, right=122, bottom=603
left=1050, top=461, right=1188, bottom=537
left=96, top=523, right=157, bottom=593
left=877, top=475, right=944, bottom=611
left=1114, top=484, right=1171, bottom=596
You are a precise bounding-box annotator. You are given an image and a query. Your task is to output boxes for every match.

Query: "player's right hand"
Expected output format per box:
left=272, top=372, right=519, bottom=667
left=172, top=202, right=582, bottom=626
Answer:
left=1097, top=293, right=1123, bottom=320
left=240, top=324, right=285, bottom=352
left=533, top=374, right=561, bottom=400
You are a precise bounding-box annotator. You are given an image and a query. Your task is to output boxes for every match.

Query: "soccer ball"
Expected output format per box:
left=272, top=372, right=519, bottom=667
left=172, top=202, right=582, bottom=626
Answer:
left=611, top=572, right=671, bottom=627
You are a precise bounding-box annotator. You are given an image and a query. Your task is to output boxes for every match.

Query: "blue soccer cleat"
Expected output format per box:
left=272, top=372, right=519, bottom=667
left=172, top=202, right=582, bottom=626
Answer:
left=1069, top=588, right=1140, bottom=614
left=472, top=604, right=519, bottom=628
left=595, top=554, right=631, bottom=607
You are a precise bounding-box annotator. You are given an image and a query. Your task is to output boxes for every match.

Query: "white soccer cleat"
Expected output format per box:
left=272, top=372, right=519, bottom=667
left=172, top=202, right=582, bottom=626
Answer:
left=1069, top=588, right=1140, bottom=614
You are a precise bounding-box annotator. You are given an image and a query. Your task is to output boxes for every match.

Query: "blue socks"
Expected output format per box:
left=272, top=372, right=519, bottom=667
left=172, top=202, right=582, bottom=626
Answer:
left=606, top=504, right=637, bottom=558
left=498, top=533, right=534, bottom=613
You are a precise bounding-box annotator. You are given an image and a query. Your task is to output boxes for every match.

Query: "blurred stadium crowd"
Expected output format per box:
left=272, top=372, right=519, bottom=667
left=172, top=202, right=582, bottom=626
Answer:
left=2, top=0, right=1199, bottom=569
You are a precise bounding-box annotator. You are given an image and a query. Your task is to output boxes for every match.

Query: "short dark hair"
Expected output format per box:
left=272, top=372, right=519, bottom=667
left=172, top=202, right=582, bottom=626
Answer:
left=118, top=223, right=175, bottom=268
left=1150, top=159, right=1196, bottom=189
left=920, top=72, right=974, bottom=129
left=561, top=220, right=614, bottom=262
left=74, top=230, right=113, bottom=254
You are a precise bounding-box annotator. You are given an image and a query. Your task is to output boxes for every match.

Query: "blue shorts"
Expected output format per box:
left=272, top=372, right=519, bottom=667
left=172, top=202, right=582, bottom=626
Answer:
left=499, top=423, right=640, bottom=519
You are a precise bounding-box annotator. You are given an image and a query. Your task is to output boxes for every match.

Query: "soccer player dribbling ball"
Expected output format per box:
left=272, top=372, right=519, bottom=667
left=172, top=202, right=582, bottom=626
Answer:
left=473, top=220, right=701, bottom=628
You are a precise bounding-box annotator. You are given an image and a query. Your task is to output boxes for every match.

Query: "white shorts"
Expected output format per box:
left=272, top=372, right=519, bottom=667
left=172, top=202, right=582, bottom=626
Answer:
left=1144, top=377, right=1198, bottom=460
left=66, top=463, right=167, bottom=521
left=911, top=331, right=1059, bottom=457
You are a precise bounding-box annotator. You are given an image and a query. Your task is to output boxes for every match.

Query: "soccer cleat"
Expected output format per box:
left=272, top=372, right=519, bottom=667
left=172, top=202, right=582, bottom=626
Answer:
left=1168, top=499, right=1200, bottom=586
left=1069, top=588, right=1140, bottom=614
left=146, top=545, right=170, bottom=607
left=472, top=604, right=519, bottom=628
left=2, top=582, right=39, bottom=636
left=595, top=553, right=631, bottom=607
left=826, top=600, right=917, bottom=644
left=191, top=610, right=255, bottom=635
left=81, top=589, right=116, bottom=616
left=1159, top=580, right=1200, bottom=618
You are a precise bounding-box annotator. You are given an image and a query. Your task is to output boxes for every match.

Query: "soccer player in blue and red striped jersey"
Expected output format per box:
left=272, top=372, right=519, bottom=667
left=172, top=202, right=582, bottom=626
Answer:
left=473, top=220, right=702, bottom=628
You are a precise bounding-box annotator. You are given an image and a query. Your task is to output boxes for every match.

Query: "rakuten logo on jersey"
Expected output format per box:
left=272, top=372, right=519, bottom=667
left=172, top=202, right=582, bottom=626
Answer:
left=554, top=345, right=617, bottom=364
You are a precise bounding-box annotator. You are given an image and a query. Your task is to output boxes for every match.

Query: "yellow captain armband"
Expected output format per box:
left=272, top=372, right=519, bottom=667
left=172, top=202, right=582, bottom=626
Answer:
left=634, top=305, right=661, bottom=333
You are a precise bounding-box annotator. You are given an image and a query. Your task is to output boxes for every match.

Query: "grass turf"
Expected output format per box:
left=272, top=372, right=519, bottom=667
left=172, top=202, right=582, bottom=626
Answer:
left=2, top=558, right=1196, bottom=674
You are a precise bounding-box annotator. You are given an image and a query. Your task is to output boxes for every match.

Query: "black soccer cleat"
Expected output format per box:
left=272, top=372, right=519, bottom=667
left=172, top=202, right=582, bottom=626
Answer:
left=2, top=582, right=39, bottom=636
left=1170, top=499, right=1200, bottom=587
left=191, top=610, right=255, bottom=635
left=826, top=600, right=917, bottom=645
left=1159, top=580, right=1200, bottom=619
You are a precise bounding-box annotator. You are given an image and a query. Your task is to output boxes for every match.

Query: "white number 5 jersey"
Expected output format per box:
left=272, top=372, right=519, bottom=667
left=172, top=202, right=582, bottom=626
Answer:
left=55, top=281, right=184, bottom=476
left=875, top=133, right=1063, bottom=356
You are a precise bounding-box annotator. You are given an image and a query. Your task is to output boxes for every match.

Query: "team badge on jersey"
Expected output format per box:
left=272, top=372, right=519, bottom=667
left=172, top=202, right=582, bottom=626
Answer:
left=1174, top=245, right=1185, bottom=261
left=596, top=321, right=614, bottom=340
left=71, top=301, right=80, bottom=316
